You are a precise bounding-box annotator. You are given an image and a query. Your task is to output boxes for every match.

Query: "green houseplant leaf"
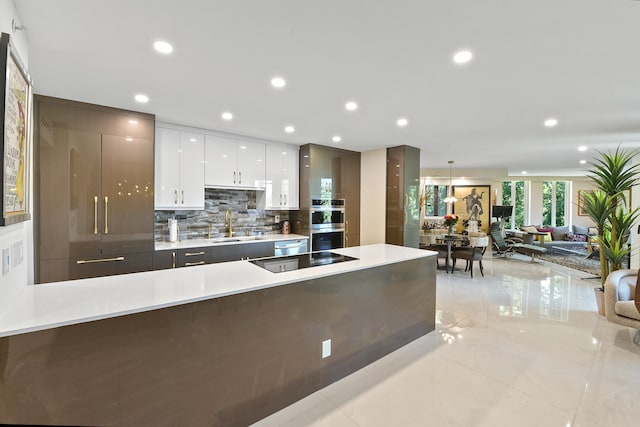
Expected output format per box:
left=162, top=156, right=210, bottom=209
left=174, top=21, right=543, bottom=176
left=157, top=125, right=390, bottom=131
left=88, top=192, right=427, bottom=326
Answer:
left=580, top=190, right=615, bottom=283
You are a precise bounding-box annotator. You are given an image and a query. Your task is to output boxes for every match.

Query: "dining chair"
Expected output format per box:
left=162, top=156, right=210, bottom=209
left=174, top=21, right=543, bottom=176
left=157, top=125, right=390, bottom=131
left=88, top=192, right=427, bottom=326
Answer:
left=452, top=236, right=489, bottom=278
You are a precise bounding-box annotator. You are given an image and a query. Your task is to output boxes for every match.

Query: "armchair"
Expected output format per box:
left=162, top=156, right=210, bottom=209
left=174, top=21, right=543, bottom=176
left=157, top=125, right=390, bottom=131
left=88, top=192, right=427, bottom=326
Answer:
left=604, top=269, right=640, bottom=329
left=489, top=222, right=547, bottom=261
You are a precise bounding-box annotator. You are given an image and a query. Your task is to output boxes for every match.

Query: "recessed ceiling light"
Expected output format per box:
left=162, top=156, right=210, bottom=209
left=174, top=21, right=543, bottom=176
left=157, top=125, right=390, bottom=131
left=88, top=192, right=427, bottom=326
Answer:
left=578, top=145, right=588, bottom=152
left=521, top=171, right=527, bottom=175
left=345, top=101, right=358, bottom=111
left=128, top=119, right=138, bottom=125
left=189, top=138, right=196, bottom=142
left=134, top=94, right=149, bottom=103
left=544, top=118, right=558, bottom=127
left=332, top=135, right=341, bottom=143
left=396, top=118, right=408, bottom=127
left=125, top=137, right=133, bottom=142
left=580, top=160, right=587, bottom=164
left=453, top=50, right=473, bottom=64
left=284, top=125, right=295, bottom=133
left=153, top=40, right=173, bottom=54
left=221, top=112, right=233, bottom=121
left=271, top=76, right=286, bottom=88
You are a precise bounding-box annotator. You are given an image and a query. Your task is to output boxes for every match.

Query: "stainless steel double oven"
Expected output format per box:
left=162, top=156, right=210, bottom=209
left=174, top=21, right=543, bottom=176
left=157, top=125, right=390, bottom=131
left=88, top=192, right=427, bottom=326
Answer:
left=309, top=198, right=345, bottom=251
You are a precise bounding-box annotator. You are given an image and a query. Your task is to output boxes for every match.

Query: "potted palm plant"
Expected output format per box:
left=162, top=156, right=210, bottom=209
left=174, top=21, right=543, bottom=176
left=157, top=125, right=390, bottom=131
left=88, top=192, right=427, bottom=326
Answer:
left=582, top=147, right=640, bottom=315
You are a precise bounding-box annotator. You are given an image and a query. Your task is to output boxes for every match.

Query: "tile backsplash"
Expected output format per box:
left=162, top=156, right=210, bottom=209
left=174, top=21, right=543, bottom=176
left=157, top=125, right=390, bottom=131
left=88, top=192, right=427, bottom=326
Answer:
left=155, top=189, right=291, bottom=242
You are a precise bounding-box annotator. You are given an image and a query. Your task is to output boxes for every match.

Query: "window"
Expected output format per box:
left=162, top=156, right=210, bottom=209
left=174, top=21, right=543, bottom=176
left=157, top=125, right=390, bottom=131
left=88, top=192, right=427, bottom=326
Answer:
left=542, top=181, right=567, bottom=226
left=423, top=185, right=448, bottom=217
left=502, top=181, right=526, bottom=229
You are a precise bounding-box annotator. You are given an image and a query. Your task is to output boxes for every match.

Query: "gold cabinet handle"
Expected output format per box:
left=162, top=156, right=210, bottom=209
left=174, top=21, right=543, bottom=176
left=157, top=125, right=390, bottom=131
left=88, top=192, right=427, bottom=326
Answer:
left=174, top=190, right=178, bottom=204
left=239, top=171, right=242, bottom=184
left=185, top=261, right=205, bottom=266
left=77, top=256, right=125, bottom=265
left=345, top=220, right=349, bottom=233
left=233, top=171, right=236, bottom=184
left=172, top=251, right=176, bottom=268
left=181, top=190, right=184, bottom=204
left=104, top=196, right=109, bottom=234
left=93, top=196, right=98, bottom=235
left=185, top=251, right=205, bottom=256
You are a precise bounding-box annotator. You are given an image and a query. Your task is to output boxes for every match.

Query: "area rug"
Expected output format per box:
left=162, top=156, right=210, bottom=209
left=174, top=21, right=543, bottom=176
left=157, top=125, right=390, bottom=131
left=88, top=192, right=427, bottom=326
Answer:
left=539, top=250, right=601, bottom=276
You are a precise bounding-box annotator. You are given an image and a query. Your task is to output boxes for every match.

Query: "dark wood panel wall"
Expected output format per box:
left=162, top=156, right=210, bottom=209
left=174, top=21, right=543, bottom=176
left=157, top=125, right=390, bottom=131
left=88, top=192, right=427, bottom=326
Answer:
left=0, top=257, right=436, bottom=426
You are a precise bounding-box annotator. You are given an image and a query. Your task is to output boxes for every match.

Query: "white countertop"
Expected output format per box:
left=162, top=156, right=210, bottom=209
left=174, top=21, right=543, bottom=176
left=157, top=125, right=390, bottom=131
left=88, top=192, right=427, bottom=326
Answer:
left=155, top=233, right=309, bottom=250
left=0, top=244, right=435, bottom=338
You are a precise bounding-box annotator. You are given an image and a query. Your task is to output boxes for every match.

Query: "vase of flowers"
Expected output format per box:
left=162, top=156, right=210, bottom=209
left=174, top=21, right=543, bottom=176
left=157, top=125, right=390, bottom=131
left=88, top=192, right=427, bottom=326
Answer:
left=443, top=213, right=459, bottom=236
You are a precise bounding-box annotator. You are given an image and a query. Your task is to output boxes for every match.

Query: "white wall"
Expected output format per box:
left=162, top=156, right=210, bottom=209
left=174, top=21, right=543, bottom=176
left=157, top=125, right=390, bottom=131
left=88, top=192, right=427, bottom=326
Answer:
left=360, top=148, right=386, bottom=245
left=571, top=180, right=597, bottom=228
left=529, top=181, right=544, bottom=226
left=0, top=0, right=31, bottom=313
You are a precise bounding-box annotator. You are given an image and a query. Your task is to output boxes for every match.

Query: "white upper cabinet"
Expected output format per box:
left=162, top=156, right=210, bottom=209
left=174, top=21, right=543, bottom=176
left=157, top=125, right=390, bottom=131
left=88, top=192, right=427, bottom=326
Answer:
left=205, top=135, right=265, bottom=189
left=237, top=141, right=266, bottom=188
left=264, top=144, right=299, bottom=209
left=155, top=126, right=205, bottom=210
left=204, top=135, right=237, bottom=187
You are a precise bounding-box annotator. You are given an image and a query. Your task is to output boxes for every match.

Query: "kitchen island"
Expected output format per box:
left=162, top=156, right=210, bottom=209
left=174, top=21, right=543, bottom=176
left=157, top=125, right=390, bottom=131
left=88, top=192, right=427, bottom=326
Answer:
left=0, top=244, right=436, bottom=426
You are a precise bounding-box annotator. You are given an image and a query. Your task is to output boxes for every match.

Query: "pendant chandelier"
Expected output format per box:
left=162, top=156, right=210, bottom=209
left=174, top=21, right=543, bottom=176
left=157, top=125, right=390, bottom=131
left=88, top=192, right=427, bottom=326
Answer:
left=443, top=160, right=458, bottom=203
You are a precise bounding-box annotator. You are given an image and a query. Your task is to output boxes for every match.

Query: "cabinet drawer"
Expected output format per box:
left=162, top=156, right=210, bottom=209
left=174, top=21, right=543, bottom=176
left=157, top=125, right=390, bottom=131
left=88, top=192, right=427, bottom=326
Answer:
left=177, top=247, right=212, bottom=267
left=40, top=252, right=153, bottom=283
left=153, top=250, right=177, bottom=270
left=211, top=242, right=274, bottom=264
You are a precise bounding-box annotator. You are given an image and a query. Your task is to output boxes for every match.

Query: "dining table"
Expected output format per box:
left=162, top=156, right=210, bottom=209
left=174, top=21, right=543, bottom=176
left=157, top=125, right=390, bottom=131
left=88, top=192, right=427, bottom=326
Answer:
left=436, top=234, right=470, bottom=273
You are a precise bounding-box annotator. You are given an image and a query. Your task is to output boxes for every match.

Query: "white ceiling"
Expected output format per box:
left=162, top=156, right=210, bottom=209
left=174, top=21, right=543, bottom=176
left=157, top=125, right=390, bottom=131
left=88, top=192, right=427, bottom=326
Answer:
left=14, top=0, right=640, bottom=176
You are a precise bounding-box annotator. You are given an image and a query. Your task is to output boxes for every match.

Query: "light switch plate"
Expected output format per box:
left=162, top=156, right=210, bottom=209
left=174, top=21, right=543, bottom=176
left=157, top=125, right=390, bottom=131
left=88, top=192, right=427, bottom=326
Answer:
left=2, top=247, right=10, bottom=275
left=12, top=240, right=23, bottom=267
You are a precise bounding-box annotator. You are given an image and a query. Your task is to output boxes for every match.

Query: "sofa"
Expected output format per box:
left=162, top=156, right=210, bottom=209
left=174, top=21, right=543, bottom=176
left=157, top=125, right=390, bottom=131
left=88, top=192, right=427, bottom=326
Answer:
left=604, top=269, right=640, bottom=329
left=518, top=224, right=595, bottom=253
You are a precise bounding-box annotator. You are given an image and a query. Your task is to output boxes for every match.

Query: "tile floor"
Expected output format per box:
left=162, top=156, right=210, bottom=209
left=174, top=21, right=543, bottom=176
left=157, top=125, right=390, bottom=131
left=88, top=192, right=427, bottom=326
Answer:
left=252, top=254, right=640, bottom=427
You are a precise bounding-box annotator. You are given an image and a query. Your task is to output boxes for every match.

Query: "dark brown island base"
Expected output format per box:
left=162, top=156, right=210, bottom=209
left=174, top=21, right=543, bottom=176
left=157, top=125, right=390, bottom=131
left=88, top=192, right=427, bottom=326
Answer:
left=0, top=247, right=436, bottom=426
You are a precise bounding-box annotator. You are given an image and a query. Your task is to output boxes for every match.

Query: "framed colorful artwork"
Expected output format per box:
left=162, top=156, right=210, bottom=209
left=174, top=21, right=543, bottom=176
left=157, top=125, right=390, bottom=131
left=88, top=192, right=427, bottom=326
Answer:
left=1, top=32, right=32, bottom=225
left=452, top=185, right=491, bottom=233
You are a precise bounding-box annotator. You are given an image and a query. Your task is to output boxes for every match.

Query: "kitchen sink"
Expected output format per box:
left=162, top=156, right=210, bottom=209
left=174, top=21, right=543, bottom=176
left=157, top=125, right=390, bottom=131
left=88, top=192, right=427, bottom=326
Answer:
left=209, top=236, right=267, bottom=243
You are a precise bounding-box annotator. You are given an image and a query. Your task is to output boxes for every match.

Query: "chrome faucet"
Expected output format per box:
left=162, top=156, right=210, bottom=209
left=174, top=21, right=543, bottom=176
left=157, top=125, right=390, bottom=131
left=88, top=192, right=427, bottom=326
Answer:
left=225, top=209, right=233, bottom=237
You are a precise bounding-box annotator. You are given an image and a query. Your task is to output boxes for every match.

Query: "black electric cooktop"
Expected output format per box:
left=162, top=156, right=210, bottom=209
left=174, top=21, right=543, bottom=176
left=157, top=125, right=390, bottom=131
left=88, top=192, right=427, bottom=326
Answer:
left=250, top=251, right=358, bottom=273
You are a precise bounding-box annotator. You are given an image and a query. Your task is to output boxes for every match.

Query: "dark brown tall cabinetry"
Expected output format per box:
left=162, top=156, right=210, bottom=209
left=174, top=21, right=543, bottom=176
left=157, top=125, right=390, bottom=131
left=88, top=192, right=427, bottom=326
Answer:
left=297, top=144, right=360, bottom=247
left=386, top=145, right=420, bottom=248
left=35, top=96, right=155, bottom=283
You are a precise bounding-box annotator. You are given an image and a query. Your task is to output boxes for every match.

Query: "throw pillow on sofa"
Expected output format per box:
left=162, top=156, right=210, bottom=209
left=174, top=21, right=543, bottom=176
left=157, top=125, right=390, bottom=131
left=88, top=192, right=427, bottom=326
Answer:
left=551, top=225, right=571, bottom=241
left=564, top=233, right=587, bottom=242
left=573, top=225, right=591, bottom=236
